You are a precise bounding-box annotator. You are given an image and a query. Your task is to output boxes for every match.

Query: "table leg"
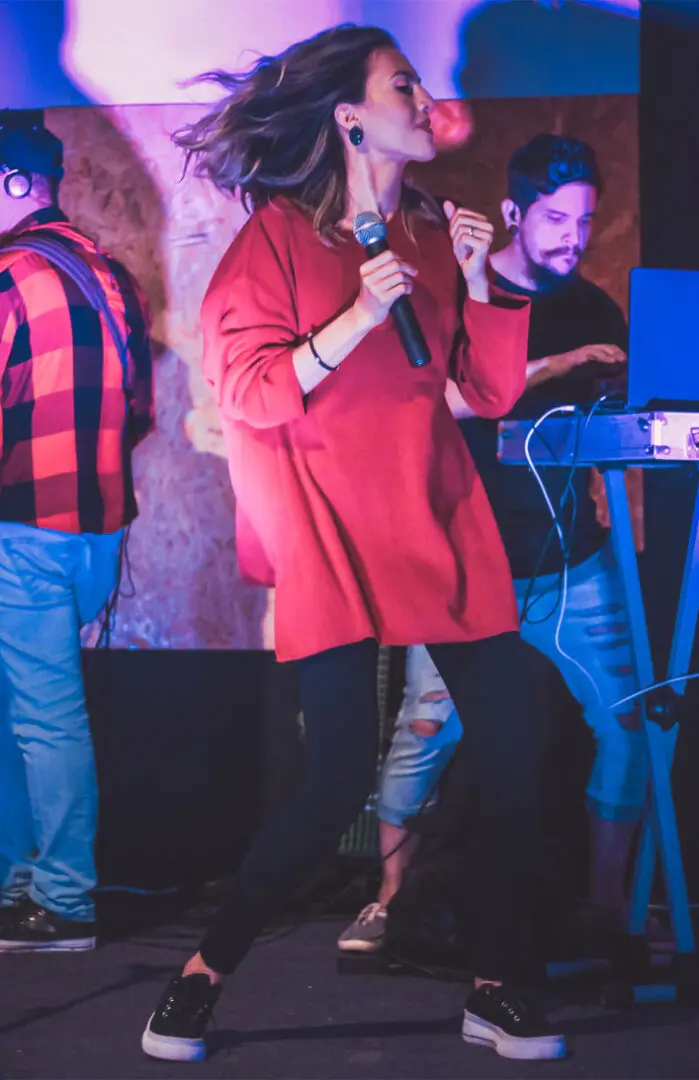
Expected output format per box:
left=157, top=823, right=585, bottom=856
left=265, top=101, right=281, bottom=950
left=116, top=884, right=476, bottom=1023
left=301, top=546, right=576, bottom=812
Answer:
left=605, top=468, right=694, bottom=953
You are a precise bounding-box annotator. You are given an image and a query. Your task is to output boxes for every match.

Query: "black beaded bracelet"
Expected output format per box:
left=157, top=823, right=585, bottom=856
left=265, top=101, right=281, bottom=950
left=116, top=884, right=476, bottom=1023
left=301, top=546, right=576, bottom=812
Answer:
left=307, top=332, right=337, bottom=372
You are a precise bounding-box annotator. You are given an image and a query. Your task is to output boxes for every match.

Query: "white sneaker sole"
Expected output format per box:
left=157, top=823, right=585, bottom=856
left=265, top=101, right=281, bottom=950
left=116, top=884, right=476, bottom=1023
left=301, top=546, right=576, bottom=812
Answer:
left=141, top=1016, right=207, bottom=1062
left=337, top=937, right=384, bottom=953
left=462, top=1011, right=566, bottom=1061
left=0, top=937, right=95, bottom=952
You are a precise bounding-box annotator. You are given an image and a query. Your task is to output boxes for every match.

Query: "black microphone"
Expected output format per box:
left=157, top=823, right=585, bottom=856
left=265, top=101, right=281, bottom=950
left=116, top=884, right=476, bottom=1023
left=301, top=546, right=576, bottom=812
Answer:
left=353, top=211, right=431, bottom=368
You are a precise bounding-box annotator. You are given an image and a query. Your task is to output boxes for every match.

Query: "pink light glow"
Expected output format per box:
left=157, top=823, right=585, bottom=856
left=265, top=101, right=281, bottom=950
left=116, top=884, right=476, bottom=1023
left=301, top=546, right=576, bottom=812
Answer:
left=62, top=0, right=366, bottom=105
left=431, top=101, right=474, bottom=150
left=54, top=0, right=639, bottom=108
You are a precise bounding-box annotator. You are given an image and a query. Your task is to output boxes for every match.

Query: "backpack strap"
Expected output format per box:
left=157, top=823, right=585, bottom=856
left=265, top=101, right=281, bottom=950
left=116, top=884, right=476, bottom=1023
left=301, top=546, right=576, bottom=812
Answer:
left=2, top=232, right=130, bottom=392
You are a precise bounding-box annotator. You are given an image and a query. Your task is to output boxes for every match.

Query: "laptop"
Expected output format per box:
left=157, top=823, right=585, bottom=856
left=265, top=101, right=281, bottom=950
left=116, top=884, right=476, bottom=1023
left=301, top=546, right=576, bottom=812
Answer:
left=627, top=268, right=699, bottom=410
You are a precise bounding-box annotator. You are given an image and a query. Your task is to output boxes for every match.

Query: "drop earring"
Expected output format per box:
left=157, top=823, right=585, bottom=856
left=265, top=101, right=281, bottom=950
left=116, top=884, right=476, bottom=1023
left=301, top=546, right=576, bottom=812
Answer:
left=508, top=223, right=519, bottom=236
left=349, top=125, right=364, bottom=147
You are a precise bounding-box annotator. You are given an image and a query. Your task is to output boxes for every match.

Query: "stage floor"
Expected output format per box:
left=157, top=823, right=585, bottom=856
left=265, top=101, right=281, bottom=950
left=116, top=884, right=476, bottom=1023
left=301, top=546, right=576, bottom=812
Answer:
left=1, top=895, right=697, bottom=1079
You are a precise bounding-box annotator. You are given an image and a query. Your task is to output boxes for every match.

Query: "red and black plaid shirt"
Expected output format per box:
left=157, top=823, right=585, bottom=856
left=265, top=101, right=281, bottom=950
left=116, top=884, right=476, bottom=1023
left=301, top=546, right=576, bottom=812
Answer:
left=0, top=208, right=153, bottom=534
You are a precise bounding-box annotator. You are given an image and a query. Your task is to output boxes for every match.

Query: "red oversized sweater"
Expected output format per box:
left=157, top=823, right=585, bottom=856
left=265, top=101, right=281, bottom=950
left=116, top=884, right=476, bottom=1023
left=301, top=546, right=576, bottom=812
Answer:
left=201, top=199, right=529, bottom=661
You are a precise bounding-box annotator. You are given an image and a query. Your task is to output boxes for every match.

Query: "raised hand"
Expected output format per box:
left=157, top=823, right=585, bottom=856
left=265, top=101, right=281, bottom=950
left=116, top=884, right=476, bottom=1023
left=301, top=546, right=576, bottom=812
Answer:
left=443, top=200, right=494, bottom=301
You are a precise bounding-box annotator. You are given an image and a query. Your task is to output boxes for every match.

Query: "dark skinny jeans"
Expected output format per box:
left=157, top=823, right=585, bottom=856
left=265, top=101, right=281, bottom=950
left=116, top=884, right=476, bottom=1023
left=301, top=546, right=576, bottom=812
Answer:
left=200, top=632, right=551, bottom=981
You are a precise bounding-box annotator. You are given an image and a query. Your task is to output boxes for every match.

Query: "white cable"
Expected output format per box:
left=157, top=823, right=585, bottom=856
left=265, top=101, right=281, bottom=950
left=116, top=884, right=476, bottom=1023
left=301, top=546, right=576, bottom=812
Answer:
left=611, top=672, right=699, bottom=710
left=524, top=406, right=604, bottom=706
left=525, top=404, right=699, bottom=717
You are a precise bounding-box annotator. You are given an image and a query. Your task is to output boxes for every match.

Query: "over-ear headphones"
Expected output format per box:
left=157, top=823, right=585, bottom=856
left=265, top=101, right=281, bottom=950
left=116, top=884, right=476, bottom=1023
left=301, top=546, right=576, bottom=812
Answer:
left=2, top=166, right=32, bottom=199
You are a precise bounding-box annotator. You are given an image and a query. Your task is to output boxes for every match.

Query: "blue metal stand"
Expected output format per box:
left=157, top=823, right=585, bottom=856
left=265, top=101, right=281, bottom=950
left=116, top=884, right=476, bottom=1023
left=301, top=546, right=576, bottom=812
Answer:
left=604, top=466, right=699, bottom=999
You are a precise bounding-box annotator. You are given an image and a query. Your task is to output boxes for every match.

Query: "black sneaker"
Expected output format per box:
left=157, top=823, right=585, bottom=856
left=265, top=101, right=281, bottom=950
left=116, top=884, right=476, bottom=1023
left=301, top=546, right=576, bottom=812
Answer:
left=141, top=974, right=222, bottom=1062
left=462, top=983, right=566, bottom=1060
left=0, top=898, right=96, bottom=952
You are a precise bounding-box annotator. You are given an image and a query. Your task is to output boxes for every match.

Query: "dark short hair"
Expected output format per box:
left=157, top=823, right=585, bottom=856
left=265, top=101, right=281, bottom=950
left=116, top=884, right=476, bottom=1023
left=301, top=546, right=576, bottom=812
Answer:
left=507, top=134, right=602, bottom=216
left=0, top=112, right=64, bottom=180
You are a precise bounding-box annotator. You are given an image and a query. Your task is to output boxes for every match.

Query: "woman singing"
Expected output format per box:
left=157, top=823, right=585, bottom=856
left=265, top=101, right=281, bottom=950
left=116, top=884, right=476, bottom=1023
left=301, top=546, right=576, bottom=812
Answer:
left=141, top=24, right=565, bottom=1063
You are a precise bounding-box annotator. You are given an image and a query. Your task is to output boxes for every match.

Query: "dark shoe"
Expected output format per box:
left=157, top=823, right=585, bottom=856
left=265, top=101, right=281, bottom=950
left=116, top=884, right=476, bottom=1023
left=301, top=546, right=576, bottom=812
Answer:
left=337, top=903, right=388, bottom=953
left=462, top=983, right=566, bottom=1060
left=0, top=898, right=96, bottom=952
left=141, top=974, right=222, bottom=1062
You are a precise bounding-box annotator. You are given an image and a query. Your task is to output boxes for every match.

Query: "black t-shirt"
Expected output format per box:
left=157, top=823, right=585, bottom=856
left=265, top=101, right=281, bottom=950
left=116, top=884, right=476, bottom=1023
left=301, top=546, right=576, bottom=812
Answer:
left=460, top=272, right=628, bottom=579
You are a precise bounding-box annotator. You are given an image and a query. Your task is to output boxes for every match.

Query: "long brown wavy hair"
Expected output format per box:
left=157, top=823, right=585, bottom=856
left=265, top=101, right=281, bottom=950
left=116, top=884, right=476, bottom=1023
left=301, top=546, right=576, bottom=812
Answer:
left=173, top=24, right=443, bottom=241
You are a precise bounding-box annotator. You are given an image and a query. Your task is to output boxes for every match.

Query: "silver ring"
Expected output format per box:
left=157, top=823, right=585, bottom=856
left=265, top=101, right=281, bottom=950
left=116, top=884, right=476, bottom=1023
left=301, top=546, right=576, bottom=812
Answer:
left=466, top=226, right=474, bottom=236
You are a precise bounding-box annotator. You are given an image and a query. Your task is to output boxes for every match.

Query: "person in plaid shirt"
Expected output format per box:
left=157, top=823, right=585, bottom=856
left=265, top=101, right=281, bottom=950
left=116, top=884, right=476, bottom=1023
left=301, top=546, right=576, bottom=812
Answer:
left=0, top=115, right=153, bottom=951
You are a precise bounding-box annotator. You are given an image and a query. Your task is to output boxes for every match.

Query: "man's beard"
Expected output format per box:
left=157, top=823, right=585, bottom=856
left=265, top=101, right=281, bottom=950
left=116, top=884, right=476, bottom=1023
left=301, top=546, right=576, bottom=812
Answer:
left=523, top=246, right=582, bottom=290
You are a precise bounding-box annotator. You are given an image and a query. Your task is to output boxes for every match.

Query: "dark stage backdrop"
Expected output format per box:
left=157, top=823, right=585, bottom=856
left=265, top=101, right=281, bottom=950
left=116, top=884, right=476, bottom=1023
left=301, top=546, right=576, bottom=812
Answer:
left=637, top=0, right=699, bottom=901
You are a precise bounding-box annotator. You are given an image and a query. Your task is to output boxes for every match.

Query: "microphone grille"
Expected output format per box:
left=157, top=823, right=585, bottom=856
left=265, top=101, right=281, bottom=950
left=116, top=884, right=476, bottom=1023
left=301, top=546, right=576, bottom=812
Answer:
left=353, top=211, right=387, bottom=248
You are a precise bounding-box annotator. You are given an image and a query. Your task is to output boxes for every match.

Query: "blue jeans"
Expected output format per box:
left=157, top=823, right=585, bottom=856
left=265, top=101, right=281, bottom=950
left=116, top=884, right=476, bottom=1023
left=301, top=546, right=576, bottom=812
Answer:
left=0, top=523, right=122, bottom=921
left=378, top=542, right=646, bottom=828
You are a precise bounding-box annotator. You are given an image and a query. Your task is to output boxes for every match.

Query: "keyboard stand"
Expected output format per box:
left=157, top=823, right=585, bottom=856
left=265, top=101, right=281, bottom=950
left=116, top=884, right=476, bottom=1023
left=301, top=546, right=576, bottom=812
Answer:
left=602, top=465, right=699, bottom=1003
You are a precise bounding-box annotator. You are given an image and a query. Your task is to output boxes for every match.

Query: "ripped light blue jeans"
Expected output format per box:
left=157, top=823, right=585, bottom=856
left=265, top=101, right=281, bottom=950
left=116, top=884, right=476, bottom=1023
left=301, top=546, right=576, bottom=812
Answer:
left=378, top=542, right=647, bottom=828
left=0, top=523, right=122, bottom=921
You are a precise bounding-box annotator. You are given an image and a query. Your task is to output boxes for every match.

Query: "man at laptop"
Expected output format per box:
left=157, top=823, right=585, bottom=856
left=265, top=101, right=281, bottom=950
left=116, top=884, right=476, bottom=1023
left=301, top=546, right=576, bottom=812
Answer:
left=339, top=134, right=646, bottom=956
